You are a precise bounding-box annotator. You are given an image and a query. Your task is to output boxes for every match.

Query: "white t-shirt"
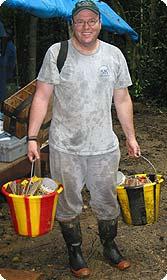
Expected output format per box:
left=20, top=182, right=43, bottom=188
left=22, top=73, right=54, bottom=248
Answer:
left=37, top=39, right=132, bottom=156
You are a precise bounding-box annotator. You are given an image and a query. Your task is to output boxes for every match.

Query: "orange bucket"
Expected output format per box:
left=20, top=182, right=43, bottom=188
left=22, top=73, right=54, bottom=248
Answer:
left=2, top=179, right=63, bottom=237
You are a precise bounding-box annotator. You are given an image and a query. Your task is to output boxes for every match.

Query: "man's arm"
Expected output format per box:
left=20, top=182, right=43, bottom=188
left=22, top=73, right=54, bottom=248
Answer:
left=27, top=80, right=54, bottom=161
left=113, top=87, right=140, bottom=157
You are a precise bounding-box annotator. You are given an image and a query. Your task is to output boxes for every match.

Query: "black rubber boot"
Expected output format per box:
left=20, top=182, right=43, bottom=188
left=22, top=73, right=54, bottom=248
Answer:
left=59, top=217, right=91, bottom=278
left=98, top=219, right=130, bottom=270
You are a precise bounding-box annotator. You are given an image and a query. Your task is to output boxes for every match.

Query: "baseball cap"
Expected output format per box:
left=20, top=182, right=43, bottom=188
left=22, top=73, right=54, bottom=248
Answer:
left=72, top=0, right=100, bottom=17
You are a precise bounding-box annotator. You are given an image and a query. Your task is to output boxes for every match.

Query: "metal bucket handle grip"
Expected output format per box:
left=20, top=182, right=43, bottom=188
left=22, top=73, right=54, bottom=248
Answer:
left=140, top=155, right=157, bottom=174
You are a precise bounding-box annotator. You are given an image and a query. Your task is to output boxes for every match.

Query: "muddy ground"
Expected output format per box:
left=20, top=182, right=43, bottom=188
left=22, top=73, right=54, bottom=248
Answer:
left=0, top=102, right=167, bottom=280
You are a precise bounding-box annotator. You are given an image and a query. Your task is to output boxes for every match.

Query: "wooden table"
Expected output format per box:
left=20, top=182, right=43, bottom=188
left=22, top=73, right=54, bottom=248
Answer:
left=0, top=144, right=49, bottom=187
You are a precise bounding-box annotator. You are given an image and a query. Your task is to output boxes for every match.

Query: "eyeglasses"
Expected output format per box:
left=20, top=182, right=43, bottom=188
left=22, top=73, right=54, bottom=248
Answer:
left=73, top=19, right=99, bottom=27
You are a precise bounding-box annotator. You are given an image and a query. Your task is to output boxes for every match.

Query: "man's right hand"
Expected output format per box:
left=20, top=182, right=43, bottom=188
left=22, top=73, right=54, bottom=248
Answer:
left=27, top=141, right=40, bottom=162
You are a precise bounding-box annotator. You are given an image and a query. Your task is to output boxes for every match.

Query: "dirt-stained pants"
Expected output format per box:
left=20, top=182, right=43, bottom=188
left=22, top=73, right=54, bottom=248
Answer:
left=49, top=147, right=121, bottom=221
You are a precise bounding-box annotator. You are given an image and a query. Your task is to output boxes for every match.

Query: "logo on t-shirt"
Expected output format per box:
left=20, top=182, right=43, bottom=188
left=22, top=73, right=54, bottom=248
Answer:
left=99, top=65, right=110, bottom=77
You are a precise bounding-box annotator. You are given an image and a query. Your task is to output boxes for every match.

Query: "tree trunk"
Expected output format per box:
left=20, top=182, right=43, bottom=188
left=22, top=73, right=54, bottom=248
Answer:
left=28, top=15, right=38, bottom=82
left=149, top=0, right=156, bottom=56
left=106, top=0, right=127, bottom=21
left=67, top=22, right=73, bottom=38
left=140, top=0, right=143, bottom=47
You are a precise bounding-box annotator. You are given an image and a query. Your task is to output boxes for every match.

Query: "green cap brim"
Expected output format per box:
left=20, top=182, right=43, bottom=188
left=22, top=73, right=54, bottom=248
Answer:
left=72, top=7, right=100, bottom=17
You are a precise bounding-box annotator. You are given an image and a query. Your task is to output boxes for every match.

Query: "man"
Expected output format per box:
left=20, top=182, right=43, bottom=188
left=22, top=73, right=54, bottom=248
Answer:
left=27, top=0, right=140, bottom=278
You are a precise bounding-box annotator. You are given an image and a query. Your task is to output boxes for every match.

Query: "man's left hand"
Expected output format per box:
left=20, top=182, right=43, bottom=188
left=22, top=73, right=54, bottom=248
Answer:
left=126, top=139, right=141, bottom=158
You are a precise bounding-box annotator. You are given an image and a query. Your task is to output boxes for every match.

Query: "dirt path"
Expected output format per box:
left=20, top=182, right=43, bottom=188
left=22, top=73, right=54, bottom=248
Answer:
left=0, top=102, right=167, bottom=280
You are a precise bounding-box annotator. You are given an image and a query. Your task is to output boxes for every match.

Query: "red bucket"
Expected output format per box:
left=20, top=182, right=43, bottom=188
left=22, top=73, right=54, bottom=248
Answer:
left=2, top=179, right=63, bottom=237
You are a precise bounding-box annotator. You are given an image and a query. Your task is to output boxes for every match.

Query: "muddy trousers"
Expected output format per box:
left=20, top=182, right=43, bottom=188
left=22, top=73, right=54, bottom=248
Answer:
left=59, top=217, right=91, bottom=278
left=98, top=219, right=130, bottom=270
left=49, top=147, right=121, bottom=221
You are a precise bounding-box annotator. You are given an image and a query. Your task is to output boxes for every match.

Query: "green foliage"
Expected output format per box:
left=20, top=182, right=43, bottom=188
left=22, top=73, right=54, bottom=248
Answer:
left=132, top=79, right=143, bottom=98
left=116, top=0, right=167, bottom=105
left=136, top=0, right=167, bottom=105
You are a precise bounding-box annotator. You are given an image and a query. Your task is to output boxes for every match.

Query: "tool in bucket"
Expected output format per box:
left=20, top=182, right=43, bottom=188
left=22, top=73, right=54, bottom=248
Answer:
left=123, top=155, right=158, bottom=187
left=7, top=160, right=59, bottom=196
left=117, top=155, right=164, bottom=226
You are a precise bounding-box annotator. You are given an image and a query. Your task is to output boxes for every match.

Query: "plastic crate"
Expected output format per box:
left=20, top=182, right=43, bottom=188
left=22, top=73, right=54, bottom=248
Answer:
left=0, top=136, right=27, bottom=162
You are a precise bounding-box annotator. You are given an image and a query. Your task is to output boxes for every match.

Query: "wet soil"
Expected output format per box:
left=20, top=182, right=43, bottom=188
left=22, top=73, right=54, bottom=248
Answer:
left=0, top=102, right=167, bottom=280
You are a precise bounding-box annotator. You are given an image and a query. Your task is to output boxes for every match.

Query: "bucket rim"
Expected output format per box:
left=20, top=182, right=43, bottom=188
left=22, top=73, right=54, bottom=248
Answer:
left=135, top=173, right=164, bottom=183
left=1, top=180, right=63, bottom=198
left=117, top=183, right=156, bottom=190
left=117, top=173, right=164, bottom=189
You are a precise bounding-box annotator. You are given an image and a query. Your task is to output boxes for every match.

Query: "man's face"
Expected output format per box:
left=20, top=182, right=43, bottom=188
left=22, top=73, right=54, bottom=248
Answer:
left=72, top=9, right=101, bottom=47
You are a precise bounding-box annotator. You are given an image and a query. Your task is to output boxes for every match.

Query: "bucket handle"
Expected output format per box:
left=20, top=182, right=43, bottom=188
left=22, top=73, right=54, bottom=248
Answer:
left=26, top=161, right=64, bottom=195
left=23, top=160, right=35, bottom=195
left=140, top=154, right=157, bottom=175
